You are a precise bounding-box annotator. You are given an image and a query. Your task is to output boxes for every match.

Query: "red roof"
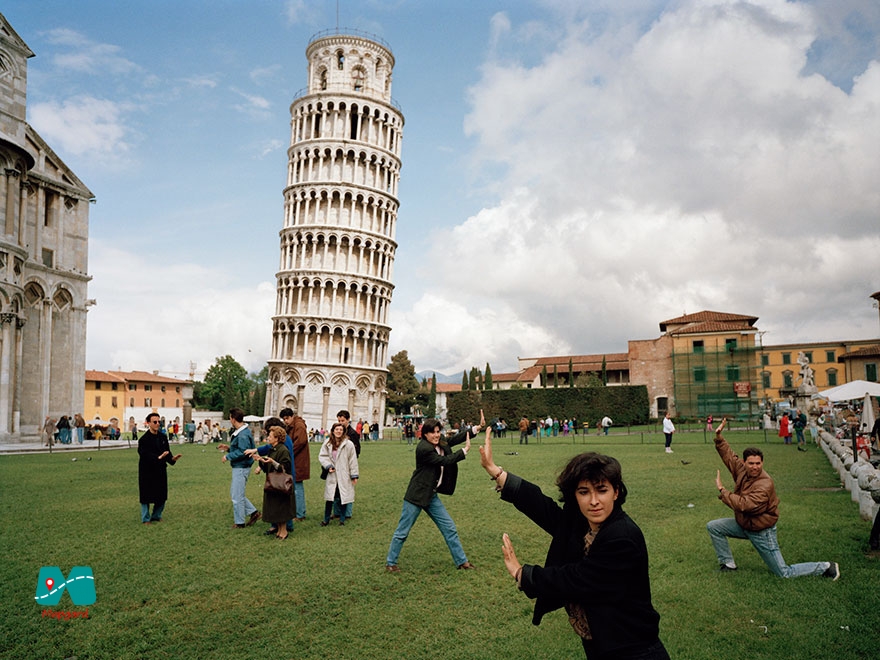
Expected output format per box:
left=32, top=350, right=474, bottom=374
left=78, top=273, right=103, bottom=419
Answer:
left=108, top=370, right=191, bottom=385
left=660, top=311, right=758, bottom=334
left=840, top=345, right=880, bottom=359
left=659, top=310, right=758, bottom=333
left=531, top=353, right=630, bottom=372
left=85, top=370, right=127, bottom=383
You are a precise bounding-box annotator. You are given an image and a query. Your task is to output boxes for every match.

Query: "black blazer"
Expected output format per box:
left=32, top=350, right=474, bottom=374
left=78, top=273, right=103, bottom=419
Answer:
left=501, top=472, right=662, bottom=658
left=403, top=427, right=472, bottom=508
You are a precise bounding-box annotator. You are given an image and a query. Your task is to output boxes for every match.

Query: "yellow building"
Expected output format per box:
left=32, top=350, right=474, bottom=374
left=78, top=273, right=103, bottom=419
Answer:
left=83, top=370, right=193, bottom=433
left=660, top=312, right=760, bottom=418
left=83, top=371, right=126, bottom=423
left=758, top=339, right=879, bottom=403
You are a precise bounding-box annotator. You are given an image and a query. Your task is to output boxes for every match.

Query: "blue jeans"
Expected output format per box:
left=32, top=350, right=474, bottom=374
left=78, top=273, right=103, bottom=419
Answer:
left=295, top=481, right=306, bottom=519
left=141, top=501, right=165, bottom=523
left=386, top=495, right=467, bottom=567
left=230, top=467, right=257, bottom=525
left=76, top=427, right=84, bottom=444
left=707, top=518, right=829, bottom=577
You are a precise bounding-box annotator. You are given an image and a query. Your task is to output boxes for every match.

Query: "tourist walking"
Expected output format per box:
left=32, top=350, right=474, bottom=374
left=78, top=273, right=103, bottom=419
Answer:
left=56, top=415, right=71, bottom=444
left=662, top=412, right=675, bottom=454
left=222, top=408, right=260, bottom=529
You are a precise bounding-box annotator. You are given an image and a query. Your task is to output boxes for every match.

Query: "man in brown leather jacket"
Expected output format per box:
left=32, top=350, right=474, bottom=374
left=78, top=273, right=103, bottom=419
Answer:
left=707, top=418, right=840, bottom=579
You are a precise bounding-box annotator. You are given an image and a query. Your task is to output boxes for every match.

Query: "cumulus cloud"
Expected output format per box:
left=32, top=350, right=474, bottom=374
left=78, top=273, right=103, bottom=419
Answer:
left=43, top=28, right=141, bottom=75
left=393, top=0, right=880, bottom=371
left=85, top=240, right=275, bottom=376
left=29, top=95, right=133, bottom=159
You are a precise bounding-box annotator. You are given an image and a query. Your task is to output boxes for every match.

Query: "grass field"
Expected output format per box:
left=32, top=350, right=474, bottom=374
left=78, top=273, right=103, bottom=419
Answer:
left=1, top=430, right=878, bottom=659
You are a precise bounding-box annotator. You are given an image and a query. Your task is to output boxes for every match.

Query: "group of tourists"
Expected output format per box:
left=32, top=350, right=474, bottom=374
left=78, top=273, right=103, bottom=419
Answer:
left=42, top=413, right=121, bottom=446
left=137, top=408, right=842, bottom=659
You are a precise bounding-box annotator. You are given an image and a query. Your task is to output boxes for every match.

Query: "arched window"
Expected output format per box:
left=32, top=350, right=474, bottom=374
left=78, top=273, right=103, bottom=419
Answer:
left=352, top=66, right=365, bottom=92
left=336, top=50, right=345, bottom=70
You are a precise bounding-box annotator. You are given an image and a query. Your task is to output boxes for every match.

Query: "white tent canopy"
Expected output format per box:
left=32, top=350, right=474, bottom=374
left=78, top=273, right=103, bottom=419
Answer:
left=860, top=393, right=876, bottom=434
left=813, top=380, right=880, bottom=402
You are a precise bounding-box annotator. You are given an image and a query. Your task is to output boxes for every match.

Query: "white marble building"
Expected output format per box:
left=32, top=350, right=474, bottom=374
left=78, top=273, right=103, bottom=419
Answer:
left=265, top=30, right=403, bottom=432
left=0, top=14, right=92, bottom=440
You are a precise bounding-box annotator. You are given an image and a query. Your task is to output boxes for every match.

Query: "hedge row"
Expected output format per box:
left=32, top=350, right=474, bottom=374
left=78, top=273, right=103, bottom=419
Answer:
left=446, top=386, right=650, bottom=427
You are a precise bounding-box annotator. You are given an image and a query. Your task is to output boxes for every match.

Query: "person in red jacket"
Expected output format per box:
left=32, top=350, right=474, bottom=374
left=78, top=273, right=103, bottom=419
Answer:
left=708, top=418, right=839, bottom=579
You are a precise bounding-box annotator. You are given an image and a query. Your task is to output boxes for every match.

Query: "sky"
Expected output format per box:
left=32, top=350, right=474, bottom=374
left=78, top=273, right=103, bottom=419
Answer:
left=4, top=0, right=879, bottom=380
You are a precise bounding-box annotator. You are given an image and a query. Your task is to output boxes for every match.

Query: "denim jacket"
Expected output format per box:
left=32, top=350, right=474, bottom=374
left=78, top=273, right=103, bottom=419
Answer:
left=227, top=425, right=255, bottom=468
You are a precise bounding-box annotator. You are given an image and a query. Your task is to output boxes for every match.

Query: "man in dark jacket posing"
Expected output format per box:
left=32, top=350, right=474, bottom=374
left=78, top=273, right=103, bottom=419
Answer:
left=138, top=412, right=181, bottom=524
left=385, top=414, right=484, bottom=572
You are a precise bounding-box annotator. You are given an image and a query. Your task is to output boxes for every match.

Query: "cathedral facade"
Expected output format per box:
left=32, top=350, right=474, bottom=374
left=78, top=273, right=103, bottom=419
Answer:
left=0, top=14, right=92, bottom=440
left=265, top=31, right=403, bottom=431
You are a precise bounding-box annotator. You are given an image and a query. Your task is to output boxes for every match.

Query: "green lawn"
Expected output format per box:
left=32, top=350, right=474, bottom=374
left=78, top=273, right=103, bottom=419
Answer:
left=1, top=432, right=878, bottom=659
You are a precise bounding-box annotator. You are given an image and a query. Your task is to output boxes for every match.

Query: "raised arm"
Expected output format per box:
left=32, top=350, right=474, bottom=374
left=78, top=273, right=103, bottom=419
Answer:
left=479, top=427, right=508, bottom=489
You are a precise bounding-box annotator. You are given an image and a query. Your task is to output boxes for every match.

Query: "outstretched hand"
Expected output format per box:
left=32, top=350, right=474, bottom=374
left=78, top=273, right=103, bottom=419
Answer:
left=502, top=533, right=522, bottom=580
left=714, top=417, right=727, bottom=436
left=479, top=426, right=494, bottom=472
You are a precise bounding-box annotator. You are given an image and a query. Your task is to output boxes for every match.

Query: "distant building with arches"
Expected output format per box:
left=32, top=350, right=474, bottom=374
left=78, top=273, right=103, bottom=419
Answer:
left=265, top=30, right=403, bottom=431
left=0, top=14, right=93, bottom=440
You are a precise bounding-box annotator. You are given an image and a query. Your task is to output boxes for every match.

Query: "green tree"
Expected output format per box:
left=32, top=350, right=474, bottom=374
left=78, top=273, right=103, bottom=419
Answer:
left=601, top=355, right=608, bottom=385
left=461, top=371, right=469, bottom=390
left=568, top=358, right=574, bottom=388
left=553, top=364, right=559, bottom=388
left=248, top=365, right=268, bottom=416
left=196, top=355, right=250, bottom=415
left=484, top=363, right=493, bottom=390
left=541, top=365, right=548, bottom=388
left=386, top=350, right=420, bottom=415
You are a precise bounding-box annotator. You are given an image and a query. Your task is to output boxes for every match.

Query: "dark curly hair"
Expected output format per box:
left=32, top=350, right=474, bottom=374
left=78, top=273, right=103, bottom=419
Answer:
left=556, top=452, right=627, bottom=507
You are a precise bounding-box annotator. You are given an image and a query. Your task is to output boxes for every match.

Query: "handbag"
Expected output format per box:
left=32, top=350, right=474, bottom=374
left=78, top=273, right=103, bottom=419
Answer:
left=320, top=465, right=330, bottom=480
left=264, top=470, right=293, bottom=495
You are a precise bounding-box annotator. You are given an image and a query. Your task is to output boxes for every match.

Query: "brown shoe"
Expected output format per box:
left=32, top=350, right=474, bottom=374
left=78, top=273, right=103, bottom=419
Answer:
left=385, top=564, right=401, bottom=573
left=231, top=523, right=246, bottom=529
left=457, top=561, right=476, bottom=570
left=246, top=511, right=262, bottom=526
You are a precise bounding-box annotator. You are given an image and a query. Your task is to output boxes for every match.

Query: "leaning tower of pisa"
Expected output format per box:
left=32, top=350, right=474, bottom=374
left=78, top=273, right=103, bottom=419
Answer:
left=265, top=30, right=403, bottom=433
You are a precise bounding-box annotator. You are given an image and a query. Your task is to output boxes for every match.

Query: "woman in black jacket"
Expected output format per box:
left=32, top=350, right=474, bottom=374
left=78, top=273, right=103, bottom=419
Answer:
left=480, top=430, right=669, bottom=660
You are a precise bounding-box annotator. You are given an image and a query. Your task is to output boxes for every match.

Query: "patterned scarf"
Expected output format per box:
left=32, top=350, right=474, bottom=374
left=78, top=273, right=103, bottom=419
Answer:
left=564, top=527, right=597, bottom=640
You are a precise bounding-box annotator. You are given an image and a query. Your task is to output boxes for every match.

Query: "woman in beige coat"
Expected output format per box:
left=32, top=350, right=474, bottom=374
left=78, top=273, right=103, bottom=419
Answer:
left=318, top=422, right=359, bottom=526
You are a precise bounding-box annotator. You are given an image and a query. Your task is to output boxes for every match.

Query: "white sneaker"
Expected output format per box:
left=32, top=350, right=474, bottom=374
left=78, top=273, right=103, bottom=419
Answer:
left=665, top=447, right=673, bottom=453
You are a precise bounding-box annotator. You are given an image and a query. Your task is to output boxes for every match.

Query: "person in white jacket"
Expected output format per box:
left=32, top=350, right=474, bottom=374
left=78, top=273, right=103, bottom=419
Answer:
left=319, top=423, right=359, bottom=526
left=662, top=412, right=675, bottom=454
